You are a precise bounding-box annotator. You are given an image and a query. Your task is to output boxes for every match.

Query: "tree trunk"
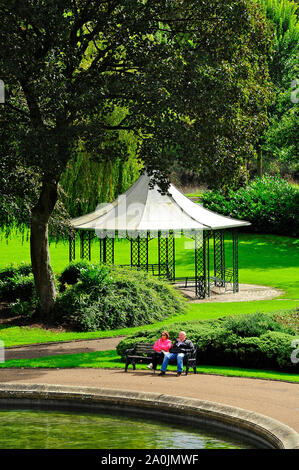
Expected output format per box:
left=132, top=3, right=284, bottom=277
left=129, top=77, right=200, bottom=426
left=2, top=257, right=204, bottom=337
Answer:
left=257, top=146, right=263, bottom=178
left=30, top=180, right=59, bottom=321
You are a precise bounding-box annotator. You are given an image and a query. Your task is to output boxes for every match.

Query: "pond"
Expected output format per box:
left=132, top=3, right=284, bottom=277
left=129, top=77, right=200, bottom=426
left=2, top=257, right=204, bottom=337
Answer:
left=0, top=407, right=255, bottom=449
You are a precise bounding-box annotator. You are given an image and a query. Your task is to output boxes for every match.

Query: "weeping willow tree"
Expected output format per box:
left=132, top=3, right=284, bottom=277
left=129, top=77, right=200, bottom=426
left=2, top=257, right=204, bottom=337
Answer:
left=60, top=109, right=142, bottom=218
left=59, top=40, right=143, bottom=218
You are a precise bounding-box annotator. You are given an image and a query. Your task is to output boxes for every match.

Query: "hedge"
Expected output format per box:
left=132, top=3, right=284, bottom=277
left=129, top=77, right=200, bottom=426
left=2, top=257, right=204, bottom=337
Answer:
left=0, top=264, right=35, bottom=303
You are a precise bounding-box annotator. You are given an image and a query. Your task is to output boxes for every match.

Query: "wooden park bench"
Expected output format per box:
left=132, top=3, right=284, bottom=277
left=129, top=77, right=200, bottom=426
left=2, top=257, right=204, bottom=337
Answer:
left=124, top=342, right=198, bottom=375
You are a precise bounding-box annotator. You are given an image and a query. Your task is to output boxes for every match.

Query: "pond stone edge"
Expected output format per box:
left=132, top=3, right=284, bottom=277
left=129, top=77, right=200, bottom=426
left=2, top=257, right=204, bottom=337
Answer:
left=0, top=383, right=298, bottom=449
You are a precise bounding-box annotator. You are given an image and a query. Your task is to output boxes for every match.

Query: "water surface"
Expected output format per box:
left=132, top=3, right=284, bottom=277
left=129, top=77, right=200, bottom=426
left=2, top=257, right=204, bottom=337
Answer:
left=0, top=408, right=254, bottom=449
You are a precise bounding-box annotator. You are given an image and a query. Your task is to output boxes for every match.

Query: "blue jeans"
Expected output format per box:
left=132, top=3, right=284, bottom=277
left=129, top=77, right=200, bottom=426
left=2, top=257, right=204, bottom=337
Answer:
left=161, top=352, right=185, bottom=373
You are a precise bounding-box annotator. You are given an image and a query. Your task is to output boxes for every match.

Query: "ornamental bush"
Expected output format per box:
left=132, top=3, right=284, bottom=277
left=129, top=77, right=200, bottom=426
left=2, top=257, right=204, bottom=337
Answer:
left=222, top=312, right=295, bottom=337
left=200, top=176, right=299, bottom=236
left=57, top=260, right=91, bottom=291
left=0, top=263, right=32, bottom=282
left=0, top=266, right=35, bottom=302
left=54, top=262, right=186, bottom=331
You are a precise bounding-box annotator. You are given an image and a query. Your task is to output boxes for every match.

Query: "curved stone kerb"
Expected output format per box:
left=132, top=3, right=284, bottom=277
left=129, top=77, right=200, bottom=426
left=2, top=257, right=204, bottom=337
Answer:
left=0, top=383, right=298, bottom=449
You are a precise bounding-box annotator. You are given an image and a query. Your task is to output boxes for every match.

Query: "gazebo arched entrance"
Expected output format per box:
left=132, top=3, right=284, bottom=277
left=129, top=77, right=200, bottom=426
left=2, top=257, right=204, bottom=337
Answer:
left=69, top=173, right=249, bottom=299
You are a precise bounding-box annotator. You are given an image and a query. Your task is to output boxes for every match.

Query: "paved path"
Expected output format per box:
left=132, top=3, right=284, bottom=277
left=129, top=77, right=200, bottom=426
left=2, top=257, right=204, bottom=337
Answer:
left=5, top=336, right=126, bottom=360
left=1, top=335, right=299, bottom=434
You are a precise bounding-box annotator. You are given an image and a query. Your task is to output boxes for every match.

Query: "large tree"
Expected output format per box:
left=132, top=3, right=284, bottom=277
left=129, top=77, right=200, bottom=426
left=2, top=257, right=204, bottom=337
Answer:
left=0, top=0, right=273, bottom=318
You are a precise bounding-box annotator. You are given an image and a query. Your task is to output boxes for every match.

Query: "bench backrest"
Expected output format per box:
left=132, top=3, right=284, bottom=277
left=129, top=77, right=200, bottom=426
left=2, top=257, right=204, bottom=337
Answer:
left=134, top=343, right=154, bottom=355
left=132, top=341, right=198, bottom=357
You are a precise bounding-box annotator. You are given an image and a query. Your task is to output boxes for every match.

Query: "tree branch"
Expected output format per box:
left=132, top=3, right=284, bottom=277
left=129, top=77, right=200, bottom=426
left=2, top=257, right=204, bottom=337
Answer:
left=5, top=102, right=30, bottom=119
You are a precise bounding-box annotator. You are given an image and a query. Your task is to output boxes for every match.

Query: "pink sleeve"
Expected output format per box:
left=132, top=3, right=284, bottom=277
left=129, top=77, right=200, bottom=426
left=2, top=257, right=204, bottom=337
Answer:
left=153, top=339, right=161, bottom=351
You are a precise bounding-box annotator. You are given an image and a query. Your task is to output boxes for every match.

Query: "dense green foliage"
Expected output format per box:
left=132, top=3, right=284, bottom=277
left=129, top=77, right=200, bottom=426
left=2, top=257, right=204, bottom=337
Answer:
left=257, top=0, right=299, bottom=178
left=0, top=263, right=32, bottom=281
left=57, top=260, right=91, bottom=290
left=117, top=311, right=299, bottom=371
left=60, top=136, right=142, bottom=218
left=54, top=262, right=186, bottom=331
left=200, top=175, right=299, bottom=236
left=0, top=263, right=35, bottom=302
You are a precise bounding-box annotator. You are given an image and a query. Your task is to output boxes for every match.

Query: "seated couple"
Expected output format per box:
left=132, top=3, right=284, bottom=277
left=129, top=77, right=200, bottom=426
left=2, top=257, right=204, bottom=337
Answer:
left=149, top=330, right=194, bottom=376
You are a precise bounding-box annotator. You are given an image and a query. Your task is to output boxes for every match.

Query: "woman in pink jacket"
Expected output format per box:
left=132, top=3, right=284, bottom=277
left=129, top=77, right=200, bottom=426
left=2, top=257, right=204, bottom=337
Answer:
left=153, top=331, right=172, bottom=353
left=148, top=331, right=172, bottom=370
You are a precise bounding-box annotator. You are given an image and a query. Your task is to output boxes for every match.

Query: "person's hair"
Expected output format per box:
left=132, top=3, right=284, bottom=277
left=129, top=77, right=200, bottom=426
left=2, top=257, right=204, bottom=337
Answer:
left=161, top=330, right=169, bottom=339
left=179, top=331, right=186, bottom=337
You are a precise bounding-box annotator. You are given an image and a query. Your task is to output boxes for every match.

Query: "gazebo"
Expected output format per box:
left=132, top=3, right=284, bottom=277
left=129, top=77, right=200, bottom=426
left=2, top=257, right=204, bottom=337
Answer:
left=69, top=173, right=250, bottom=298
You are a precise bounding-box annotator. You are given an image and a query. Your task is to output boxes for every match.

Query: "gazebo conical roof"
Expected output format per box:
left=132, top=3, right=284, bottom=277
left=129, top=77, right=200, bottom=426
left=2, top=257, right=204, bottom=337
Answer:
left=70, top=173, right=250, bottom=233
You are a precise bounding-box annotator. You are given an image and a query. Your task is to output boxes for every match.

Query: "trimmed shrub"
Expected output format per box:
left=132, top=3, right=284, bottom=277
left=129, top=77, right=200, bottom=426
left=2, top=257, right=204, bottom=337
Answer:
left=0, top=274, right=35, bottom=302
left=53, top=263, right=186, bottom=331
left=0, top=263, right=32, bottom=282
left=200, top=176, right=299, bottom=236
left=222, top=312, right=295, bottom=337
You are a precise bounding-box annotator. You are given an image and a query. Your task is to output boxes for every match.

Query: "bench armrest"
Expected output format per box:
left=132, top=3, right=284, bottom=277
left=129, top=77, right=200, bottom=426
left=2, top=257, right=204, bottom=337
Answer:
left=125, top=345, right=136, bottom=355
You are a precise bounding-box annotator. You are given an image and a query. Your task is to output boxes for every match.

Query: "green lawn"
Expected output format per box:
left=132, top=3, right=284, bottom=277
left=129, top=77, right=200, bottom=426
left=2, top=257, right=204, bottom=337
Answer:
left=1, top=232, right=299, bottom=299
left=0, top=349, right=297, bottom=383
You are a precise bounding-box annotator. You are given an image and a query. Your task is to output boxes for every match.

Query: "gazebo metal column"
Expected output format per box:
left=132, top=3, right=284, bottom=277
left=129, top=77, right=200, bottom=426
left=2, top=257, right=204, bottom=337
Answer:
left=158, top=231, right=175, bottom=281
left=79, top=230, right=92, bottom=261
left=99, top=236, right=114, bottom=264
left=194, top=230, right=210, bottom=298
left=213, top=230, right=225, bottom=287
left=130, top=233, right=149, bottom=270
left=232, top=229, right=239, bottom=293
left=69, top=232, right=76, bottom=262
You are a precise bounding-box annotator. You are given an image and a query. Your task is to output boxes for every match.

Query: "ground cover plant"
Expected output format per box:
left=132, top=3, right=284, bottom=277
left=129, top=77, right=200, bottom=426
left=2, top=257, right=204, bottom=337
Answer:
left=53, top=262, right=186, bottom=331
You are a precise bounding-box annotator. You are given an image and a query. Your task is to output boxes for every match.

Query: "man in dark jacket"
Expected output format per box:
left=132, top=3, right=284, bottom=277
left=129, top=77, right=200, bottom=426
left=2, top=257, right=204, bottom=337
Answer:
left=158, top=331, right=194, bottom=376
